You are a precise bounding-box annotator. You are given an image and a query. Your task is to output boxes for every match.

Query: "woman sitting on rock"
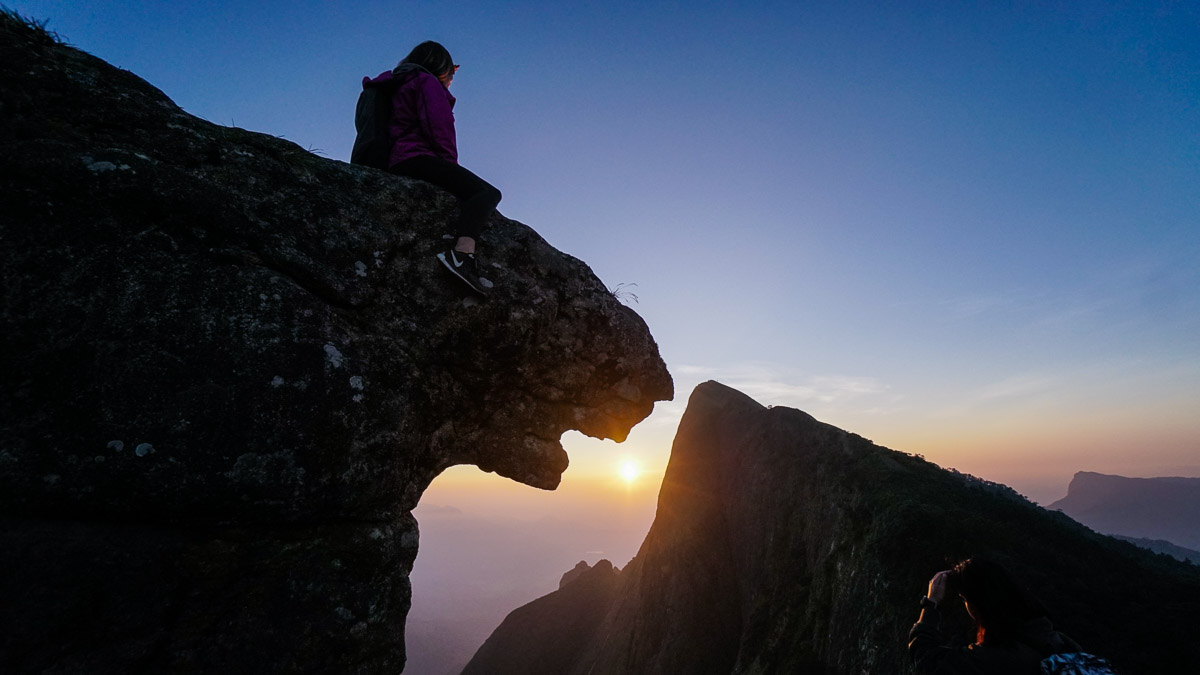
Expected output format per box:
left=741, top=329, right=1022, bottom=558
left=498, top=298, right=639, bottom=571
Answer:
left=372, top=40, right=501, bottom=295
left=908, top=557, right=1105, bottom=674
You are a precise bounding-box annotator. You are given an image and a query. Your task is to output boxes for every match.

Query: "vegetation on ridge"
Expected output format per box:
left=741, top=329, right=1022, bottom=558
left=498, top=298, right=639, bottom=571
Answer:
left=0, top=6, right=65, bottom=47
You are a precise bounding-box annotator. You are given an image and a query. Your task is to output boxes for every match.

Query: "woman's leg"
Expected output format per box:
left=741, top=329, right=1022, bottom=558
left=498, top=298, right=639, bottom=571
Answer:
left=390, top=155, right=502, bottom=250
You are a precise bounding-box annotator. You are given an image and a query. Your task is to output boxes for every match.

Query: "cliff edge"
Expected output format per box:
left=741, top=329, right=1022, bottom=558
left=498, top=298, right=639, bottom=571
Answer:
left=0, top=13, right=671, bottom=674
left=466, top=382, right=1200, bottom=674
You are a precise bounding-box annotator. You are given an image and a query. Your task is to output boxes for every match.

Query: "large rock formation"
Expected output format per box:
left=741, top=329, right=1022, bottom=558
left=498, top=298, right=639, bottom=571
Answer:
left=0, top=12, right=671, bottom=674
left=465, top=382, right=1200, bottom=674
left=1049, top=471, right=1200, bottom=551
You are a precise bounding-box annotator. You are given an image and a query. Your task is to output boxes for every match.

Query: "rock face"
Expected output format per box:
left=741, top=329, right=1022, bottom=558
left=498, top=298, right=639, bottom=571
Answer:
left=1049, top=471, right=1200, bottom=551
left=465, top=382, right=1200, bottom=674
left=0, top=13, right=671, bottom=674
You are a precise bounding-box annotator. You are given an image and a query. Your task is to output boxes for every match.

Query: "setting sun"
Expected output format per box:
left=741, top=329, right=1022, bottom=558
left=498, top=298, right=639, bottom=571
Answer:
left=619, top=459, right=641, bottom=484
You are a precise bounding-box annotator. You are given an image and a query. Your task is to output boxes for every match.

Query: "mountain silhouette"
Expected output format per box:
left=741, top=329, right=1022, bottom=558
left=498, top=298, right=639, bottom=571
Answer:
left=466, top=382, right=1200, bottom=674
left=1112, top=535, right=1200, bottom=564
left=462, top=560, right=622, bottom=675
left=1049, top=471, right=1200, bottom=551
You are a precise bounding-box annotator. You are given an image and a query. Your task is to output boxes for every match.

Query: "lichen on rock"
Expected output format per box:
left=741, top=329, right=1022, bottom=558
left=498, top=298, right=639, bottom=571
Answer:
left=0, top=11, right=671, bottom=673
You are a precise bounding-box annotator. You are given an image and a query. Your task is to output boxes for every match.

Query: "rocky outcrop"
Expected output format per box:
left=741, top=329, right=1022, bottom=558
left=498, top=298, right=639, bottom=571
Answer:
left=462, top=560, right=622, bottom=675
left=466, top=382, right=1200, bottom=674
left=0, top=13, right=671, bottom=674
left=1050, top=471, right=1200, bottom=550
left=558, top=560, right=598, bottom=589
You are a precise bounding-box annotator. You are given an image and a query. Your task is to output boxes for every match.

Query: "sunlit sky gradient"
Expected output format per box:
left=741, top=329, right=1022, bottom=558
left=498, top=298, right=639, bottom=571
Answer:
left=20, top=0, right=1200, bottom=492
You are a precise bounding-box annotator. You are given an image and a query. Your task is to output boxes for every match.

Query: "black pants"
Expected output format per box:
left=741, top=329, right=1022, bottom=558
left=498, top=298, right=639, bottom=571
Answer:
left=390, top=155, right=501, bottom=240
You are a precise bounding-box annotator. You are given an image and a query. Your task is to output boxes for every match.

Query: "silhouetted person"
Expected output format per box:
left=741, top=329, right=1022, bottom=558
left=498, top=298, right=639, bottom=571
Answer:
left=908, top=558, right=1085, bottom=674
left=365, top=40, right=501, bottom=295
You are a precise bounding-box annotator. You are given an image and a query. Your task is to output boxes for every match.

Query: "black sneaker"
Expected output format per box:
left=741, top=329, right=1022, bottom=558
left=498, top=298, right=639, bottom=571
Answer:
left=437, top=248, right=491, bottom=296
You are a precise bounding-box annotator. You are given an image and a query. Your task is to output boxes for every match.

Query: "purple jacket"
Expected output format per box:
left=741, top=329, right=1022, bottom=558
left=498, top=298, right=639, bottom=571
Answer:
left=363, top=65, right=457, bottom=167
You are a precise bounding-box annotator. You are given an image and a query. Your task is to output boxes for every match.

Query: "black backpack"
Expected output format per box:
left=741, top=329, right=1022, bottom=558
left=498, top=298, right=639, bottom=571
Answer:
left=350, top=77, right=402, bottom=169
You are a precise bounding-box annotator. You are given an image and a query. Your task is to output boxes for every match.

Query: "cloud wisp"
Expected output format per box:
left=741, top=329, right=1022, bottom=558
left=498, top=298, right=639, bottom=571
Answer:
left=674, top=362, right=899, bottom=414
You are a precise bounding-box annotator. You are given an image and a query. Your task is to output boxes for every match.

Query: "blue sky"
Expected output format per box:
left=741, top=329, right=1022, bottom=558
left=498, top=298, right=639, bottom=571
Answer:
left=16, top=0, right=1198, bottom=497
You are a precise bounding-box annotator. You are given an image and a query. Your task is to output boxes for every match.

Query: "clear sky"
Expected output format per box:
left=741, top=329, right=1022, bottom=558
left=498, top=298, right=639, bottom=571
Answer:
left=14, top=1, right=1199, bottom=668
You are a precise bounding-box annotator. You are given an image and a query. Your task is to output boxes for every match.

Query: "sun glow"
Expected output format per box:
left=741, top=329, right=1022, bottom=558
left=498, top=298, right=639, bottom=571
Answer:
left=619, top=459, right=641, bottom=485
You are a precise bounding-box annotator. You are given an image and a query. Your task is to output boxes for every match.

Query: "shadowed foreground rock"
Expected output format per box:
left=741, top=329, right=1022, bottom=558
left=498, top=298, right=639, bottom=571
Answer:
left=465, top=382, right=1200, bottom=674
left=0, top=13, right=671, bottom=674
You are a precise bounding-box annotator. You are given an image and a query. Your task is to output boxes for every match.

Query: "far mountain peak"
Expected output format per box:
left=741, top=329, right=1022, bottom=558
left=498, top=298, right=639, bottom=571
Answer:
left=1049, top=471, right=1200, bottom=550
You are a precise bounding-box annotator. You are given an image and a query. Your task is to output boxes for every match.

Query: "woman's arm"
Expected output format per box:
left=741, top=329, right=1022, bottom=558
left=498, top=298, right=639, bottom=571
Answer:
left=908, top=571, right=955, bottom=673
left=909, top=605, right=954, bottom=673
left=416, top=74, right=458, bottom=163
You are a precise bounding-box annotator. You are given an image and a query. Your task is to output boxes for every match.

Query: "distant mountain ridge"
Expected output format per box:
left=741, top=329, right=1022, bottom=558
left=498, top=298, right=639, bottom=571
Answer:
left=1112, top=536, right=1200, bottom=564
left=464, top=382, right=1200, bottom=674
left=1049, top=472, right=1200, bottom=550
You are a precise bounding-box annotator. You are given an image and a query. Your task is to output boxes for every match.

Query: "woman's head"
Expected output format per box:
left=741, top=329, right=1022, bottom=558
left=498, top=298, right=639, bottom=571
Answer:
left=950, top=557, right=1047, bottom=645
left=398, top=41, right=457, bottom=84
